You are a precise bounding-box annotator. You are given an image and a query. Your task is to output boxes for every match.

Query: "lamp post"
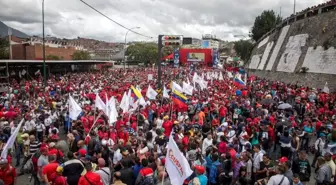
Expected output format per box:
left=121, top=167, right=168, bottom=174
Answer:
left=123, top=27, right=140, bottom=70
left=234, top=35, right=248, bottom=40
left=42, top=0, right=46, bottom=88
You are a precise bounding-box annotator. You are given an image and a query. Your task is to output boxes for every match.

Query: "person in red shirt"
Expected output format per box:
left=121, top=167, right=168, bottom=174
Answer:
left=162, top=116, right=173, bottom=137
left=115, top=116, right=124, bottom=131
left=135, top=159, right=154, bottom=185
left=0, top=158, right=16, bottom=185
left=42, top=153, right=59, bottom=184
left=117, top=125, right=129, bottom=144
left=78, top=162, right=103, bottom=185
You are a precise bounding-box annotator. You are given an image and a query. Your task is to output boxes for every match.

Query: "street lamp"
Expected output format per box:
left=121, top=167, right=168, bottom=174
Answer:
left=234, top=35, right=248, bottom=39
left=123, top=27, right=140, bottom=70
left=42, top=0, right=46, bottom=88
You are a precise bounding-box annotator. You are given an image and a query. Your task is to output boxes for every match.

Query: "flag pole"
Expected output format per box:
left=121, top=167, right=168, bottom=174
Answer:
left=161, top=166, right=166, bottom=185
left=87, top=112, right=103, bottom=136
left=68, top=93, right=70, bottom=134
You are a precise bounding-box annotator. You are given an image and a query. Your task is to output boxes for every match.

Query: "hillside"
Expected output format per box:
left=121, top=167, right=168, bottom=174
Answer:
left=0, top=21, right=29, bottom=38
left=247, top=4, right=336, bottom=91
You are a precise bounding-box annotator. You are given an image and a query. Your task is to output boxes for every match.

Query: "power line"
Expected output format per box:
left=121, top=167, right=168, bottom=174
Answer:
left=79, top=0, right=153, bottom=39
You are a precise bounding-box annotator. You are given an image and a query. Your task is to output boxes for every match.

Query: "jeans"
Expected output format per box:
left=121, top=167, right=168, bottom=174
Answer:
left=301, top=137, right=310, bottom=152
left=20, top=154, right=32, bottom=173
left=15, top=143, right=23, bottom=166
left=37, top=131, right=43, bottom=142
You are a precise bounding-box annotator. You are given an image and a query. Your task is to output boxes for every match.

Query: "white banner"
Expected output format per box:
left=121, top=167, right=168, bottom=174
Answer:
left=165, top=135, right=193, bottom=185
left=182, top=82, right=193, bottom=96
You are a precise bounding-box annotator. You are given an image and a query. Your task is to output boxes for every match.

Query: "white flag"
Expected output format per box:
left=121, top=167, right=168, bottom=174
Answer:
left=182, top=81, right=193, bottom=96
left=192, top=72, right=199, bottom=87
left=172, top=81, right=183, bottom=93
left=244, top=73, right=247, bottom=84
left=323, top=82, right=330, bottom=94
left=165, top=134, right=193, bottom=185
left=120, top=92, right=129, bottom=113
left=68, top=95, right=82, bottom=120
left=219, top=72, right=224, bottom=81
left=95, top=94, right=106, bottom=111
left=107, top=97, right=118, bottom=125
left=146, top=85, right=158, bottom=100
left=1, top=119, right=24, bottom=159
left=163, top=86, right=169, bottom=98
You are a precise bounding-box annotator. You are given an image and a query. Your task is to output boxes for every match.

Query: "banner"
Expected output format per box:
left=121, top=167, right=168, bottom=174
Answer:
left=213, top=48, right=219, bottom=67
left=165, top=135, right=193, bottom=185
left=173, top=48, right=180, bottom=67
left=187, top=52, right=204, bottom=62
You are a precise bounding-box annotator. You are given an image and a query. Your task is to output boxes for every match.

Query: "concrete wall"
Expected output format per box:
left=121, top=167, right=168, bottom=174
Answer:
left=247, top=9, right=336, bottom=91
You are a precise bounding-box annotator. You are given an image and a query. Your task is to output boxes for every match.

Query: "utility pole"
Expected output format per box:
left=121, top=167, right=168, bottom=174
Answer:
left=293, top=0, right=296, bottom=14
left=280, top=6, right=282, bottom=17
left=42, top=0, right=46, bottom=88
left=157, top=35, right=163, bottom=90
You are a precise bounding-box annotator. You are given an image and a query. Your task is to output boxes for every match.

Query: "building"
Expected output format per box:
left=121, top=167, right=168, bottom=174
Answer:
left=11, top=43, right=76, bottom=60
left=8, top=36, right=79, bottom=60
left=201, top=34, right=221, bottom=49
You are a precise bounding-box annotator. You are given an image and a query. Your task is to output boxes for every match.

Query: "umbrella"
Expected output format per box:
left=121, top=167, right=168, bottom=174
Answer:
left=261, top=98, right=275, bottom=105
left=278, top=103, right=292, bottom=110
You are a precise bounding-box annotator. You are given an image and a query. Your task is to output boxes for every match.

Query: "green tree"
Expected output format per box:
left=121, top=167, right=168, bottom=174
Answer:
left=126, top=43, right=158, bottom=64
left=46, top=55, right=60, bottom=60
left=234, top=40, right=253, bottom=62
left=251, top=10, right=282, bottom=41
left=0, top=37, right=9, bottom=59
left=72, top=50, right=91, bottom=60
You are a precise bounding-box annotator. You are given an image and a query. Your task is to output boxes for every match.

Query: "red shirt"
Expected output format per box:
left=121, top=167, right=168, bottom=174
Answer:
left=162, top=120, right=173, bottom=137
left=316, top=121, right=322, bottom=131
left=118, top=131, right=129, bottom=144
left=115, top=120, right=124, bottom=131
left=218, top=141, right=227, bottom=154
left=78, top=171, right=103, bottom=185
left=42, top=162, right=59, bottom=181
left=0, top=165, right=16, bottom=185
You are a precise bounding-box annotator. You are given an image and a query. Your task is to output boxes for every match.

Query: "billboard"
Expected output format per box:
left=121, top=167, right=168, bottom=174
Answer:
left=187, top=53, right=205, bottom=62
left=202, top=40, right=210, bottom=48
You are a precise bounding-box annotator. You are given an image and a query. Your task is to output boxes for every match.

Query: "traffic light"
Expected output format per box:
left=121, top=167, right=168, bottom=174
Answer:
left=162, top=35, right=182, bottom=46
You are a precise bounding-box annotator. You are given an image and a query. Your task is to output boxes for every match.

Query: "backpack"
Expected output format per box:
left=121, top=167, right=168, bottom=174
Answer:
left=215, top=163, right=226, bottom=183
left=139, top=175, right=155, bottom=185
left=56, top=150, right=64, bottom=164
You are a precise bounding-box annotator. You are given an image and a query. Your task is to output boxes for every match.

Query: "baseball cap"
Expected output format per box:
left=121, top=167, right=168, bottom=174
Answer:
left=194, top=165, right=205, bottom=174
left=279, top=157, right=288, bottom=163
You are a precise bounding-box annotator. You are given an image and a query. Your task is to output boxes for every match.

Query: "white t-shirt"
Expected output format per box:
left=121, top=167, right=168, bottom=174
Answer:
left=113, top=149, right=122, bottom=165
left=36, top=123, right=46, bottom=132
left=267, top=174, right=290, bottom=185
left=24, top=120, right=36, bottom=132
left=253, top=151, right=264, bottom=172
left=44, top=117, right=53, bottom=127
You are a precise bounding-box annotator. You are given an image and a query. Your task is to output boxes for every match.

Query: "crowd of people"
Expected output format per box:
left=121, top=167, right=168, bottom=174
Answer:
left=0, top=66, right=335, bottom=185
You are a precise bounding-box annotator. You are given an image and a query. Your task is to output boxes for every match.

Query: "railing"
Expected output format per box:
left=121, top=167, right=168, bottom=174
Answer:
left=254, top=2, right=336, bottom=45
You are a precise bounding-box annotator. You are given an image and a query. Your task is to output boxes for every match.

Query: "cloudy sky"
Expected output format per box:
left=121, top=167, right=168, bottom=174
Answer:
left=0, top=0, right=325, bottom=42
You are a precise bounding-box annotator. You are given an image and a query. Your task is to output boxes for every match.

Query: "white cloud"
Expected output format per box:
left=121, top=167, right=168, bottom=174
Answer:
left=0, top=0, right=322, bottom=42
